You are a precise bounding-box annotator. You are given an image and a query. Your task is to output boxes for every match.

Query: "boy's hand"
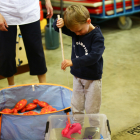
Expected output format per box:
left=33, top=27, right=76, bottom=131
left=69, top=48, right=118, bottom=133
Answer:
left=0, top=13, right=8, bottom=31
left=56, top=18, right=64, bottom=28
left=61, top=59, right=73, bottom=70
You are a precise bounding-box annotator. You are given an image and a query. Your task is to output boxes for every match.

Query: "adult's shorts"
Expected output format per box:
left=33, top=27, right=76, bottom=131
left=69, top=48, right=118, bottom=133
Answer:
left=0, top=20, right=47, bottom=77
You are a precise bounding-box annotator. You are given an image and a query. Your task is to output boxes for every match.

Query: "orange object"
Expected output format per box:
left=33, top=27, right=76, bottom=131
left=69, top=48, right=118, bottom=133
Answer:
left=40, top=10, right=44, bottom=20
left=13, top=113, right=19, bottom=115
left=33, top=99, right=49, bottom=108
left=23, top=111, right=38, bottom=115
left=12, top=108, right=18, bottom=113
left=44, top=105, right=57, bottom=111
left=39, top=1, right=42, bottom=10
left=39, top=1, right=43, bottom=20
left=12, top=99, right=27, bottom=113
left=66, top=112, right=71, bottom=124
left=33, top=99, right=39, bottom=104
left=1, top=108, right=13, bottom=114
left=40, top=105, right=57, bottom=114
left=21, top=103, right=37, bottom=113
left=40, top=108, right=51, bottom=114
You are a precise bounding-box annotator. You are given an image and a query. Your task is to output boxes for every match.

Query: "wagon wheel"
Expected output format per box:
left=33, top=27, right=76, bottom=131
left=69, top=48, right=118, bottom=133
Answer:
left=118, top=16, right=132, bottom=30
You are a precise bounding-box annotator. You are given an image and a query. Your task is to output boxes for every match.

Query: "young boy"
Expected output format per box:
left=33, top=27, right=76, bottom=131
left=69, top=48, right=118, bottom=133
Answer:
left=53, top=5, right=105, bottom=126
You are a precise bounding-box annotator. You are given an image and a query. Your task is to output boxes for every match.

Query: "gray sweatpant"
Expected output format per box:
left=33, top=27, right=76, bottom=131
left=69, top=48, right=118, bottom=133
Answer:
left=71, top=76, right=102, bottom=126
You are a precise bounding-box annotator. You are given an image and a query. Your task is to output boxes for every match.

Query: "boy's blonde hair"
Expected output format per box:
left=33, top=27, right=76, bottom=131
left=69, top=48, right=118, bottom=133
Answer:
left=64, top=5, right=90, bottom=29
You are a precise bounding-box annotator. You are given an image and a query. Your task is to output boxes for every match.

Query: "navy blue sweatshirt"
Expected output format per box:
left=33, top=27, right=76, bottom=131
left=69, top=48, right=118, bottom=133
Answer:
left=53, top=19, right=105, bottom=80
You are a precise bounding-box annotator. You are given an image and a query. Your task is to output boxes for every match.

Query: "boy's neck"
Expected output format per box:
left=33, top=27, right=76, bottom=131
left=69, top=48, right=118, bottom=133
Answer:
left=87, top=24, right=95, bottom=34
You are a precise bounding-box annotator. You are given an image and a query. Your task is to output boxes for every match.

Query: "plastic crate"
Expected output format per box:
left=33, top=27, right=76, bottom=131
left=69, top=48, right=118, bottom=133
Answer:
left=45, top=114, right=111, bottom=140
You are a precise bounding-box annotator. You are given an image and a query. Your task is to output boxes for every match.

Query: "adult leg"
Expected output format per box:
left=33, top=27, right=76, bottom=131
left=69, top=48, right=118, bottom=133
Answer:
left=19, top=20, right=47, bottom=83
left=0, top=26, right=17, bottom=85
left=7, top=76, right=15, bottom=86
left=37, top=73, right=46, bottom=83
left=71, top=76, right=85, bottom=126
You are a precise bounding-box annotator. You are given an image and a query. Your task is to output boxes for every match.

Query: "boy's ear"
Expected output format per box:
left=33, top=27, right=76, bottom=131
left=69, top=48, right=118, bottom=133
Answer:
left=86, top=18, right=91, bottom=24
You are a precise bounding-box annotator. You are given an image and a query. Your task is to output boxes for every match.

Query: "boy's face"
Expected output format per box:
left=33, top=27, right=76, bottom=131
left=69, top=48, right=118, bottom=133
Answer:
left=69, top=18, right=91, bottom=36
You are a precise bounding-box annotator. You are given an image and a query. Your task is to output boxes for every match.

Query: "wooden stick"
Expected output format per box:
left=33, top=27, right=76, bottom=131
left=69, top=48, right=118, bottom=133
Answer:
left=57, top=15, right=65, bottom=61
left=57, top=16, right=71, bottom=124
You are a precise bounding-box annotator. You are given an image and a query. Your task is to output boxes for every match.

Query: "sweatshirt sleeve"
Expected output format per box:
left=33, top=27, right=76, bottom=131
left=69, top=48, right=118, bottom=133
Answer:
left=72, top=35, right=105, bottom=69
left=53, top=18, right=74, bottom=37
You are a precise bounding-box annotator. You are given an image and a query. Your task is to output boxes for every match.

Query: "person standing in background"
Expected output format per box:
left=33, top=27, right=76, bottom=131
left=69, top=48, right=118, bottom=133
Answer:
left=0, top=0, right=53, bottom=86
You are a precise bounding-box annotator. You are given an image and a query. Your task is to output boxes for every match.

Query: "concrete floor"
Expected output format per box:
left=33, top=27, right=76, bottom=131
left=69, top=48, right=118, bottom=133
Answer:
left=0, top=16, right=140, bottom=140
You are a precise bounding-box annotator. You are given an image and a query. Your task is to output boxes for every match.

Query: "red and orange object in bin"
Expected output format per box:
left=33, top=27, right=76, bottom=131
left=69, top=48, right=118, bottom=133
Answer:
left=40, top=1, right=44, bottom=20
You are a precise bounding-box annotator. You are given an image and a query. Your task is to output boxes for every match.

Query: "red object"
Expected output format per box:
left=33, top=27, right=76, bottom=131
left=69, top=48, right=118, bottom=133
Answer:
left=33, top=99, right=39, bottom=104
left=44, top=105, right=57, bottom=111
left=39, top=1, right=42, bottom=10
left=21, top=103, right=37, bottom=113
left=62, top=122, right=71, bottom=136
left=61, top=122, right=82, bottom=139
left=12, top=99, right=27, bottom=113
left=40, top=10, right=44, bottom=20
left=23, top=111, right=38, bottom=115
left=12, top=108, right=18, bottom=113
left=39, top=1, right=44, bottom=20
left=40, top=108, right=51, bottom=114
left=1, top=108, right=13, bottom=114
left=52, top=0, right=140, bottom=15
left=87, top=0, right=140, bottom=14
left=40, top=105, right=57, bottom=114
left=33, top=99, right=49, bottom=108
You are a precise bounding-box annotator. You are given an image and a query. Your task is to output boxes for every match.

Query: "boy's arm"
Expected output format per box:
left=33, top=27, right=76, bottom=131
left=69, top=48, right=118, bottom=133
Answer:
left=53, top=18, right=74, bottom=37
left=72, top=36, right=105, bottom=69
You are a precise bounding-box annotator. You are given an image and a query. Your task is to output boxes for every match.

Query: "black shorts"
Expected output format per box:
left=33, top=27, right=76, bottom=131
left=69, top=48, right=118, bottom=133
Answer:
left=0, top=20, right=47, bottom=77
